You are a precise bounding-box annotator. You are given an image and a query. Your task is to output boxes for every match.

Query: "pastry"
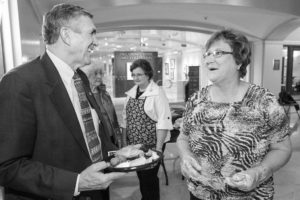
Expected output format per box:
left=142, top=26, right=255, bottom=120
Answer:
left=110, top=155, right=126, bottom=166
left=115, top=144, right=144, bottom=158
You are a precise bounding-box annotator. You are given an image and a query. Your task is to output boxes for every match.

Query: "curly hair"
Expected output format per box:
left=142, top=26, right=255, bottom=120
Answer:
left=205, top=29, right=251, bottom=78
left=130, top=59, right=154, bottom=80
left=42, top=3, right=93, bottom=45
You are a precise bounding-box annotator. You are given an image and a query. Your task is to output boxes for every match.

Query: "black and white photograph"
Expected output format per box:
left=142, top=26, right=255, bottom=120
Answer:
left=0, top=1, right=300, bottom=200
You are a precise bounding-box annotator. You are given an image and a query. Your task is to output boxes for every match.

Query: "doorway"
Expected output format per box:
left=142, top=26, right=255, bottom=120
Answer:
left=282, top=46, right=300, bottom=95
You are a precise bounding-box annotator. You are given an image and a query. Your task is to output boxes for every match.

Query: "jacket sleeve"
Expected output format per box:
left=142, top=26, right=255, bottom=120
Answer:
left=154, top=88, right=173, bottom=130
left=0, top=72, right=77, bottom=199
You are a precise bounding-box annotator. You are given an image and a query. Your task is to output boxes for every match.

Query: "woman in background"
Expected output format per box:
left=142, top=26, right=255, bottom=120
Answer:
left=81, top=63, right=122, bottom=147
left=121, top=59, right=173, bottom=200
left=177, top=29, right=292, bottom=200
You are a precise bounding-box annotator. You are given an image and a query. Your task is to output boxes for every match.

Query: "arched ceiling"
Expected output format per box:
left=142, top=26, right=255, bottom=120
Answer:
left=19, top=0, right=300, bottom=59
left=26, top=0, right=300, bottom=39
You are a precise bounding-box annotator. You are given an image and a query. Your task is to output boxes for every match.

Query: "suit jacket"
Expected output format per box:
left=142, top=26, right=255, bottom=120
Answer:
left=0, top=53, right=115, bottom=200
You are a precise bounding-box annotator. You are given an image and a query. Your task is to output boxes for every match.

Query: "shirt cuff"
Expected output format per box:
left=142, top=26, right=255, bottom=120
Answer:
left=74, top=174, right=81, bottom=196
left=156, top=119, right=173, bottom=130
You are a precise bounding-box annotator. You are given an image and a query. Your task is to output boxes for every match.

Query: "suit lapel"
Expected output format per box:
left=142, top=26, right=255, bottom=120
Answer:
left=40, top=53, right=90, bottom=158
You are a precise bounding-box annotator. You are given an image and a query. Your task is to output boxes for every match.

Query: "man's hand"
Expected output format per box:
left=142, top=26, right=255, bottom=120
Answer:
left=78, top=161, right=125, bottom=191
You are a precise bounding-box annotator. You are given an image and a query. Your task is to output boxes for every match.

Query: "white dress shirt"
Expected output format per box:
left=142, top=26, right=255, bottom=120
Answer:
left=46, top=49, right=100, bottom=195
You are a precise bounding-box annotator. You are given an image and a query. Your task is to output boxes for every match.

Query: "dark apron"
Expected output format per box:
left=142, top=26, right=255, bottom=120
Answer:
left=126, top=97, right=156, bottom=148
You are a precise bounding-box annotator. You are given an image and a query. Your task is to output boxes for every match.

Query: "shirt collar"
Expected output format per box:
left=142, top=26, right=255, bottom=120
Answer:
left=126, top=80, right=159, bottom=98
left=46, top=49, right=75, bottom=85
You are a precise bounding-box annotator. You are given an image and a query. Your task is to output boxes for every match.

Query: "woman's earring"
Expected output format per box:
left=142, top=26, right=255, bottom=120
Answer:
left=237, top=65, right=241, bottom=70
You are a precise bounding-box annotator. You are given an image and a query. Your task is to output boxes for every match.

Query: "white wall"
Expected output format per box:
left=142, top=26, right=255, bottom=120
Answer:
left=262, top=42, right=283, bottom=95
left=163, top=49, right=204, bottom=102
left=251, top=41, right=264, bottom=86
left=181, top=49, right=202, bottom=78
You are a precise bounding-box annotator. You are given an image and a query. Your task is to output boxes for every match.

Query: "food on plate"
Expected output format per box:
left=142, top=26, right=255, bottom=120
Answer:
left=145, top=150, right=152, bottom=157
left=108, top=144, right=161, bottom=171
left=115, top=144, right=144, bottom=158
left=149, top=150, right=159, bottom=160
left=115, top=161, right=130, bottom=168
left=129, top=156, right=148, bottom=167
left=110, top=155, right=126, bottom=166
left=113, top=149, right=159, bottom=168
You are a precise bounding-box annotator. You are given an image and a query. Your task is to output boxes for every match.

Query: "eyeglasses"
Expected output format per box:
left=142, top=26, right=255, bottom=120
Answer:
left=203, top=50, right=233, bottom=59
left=95, top=72, right=104, bottom=77
left=131, top=73, right=145, bottom=78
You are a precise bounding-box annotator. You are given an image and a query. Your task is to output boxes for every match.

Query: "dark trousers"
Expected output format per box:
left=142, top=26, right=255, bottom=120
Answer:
left=136, top=162, right=160, bottom=200
left=190, top=192, right=203, bottom=200
left=74, top=188, right=110, bottom=200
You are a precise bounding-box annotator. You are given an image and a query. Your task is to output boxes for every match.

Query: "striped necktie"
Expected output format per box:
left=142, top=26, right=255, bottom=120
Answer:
left=73, top=72, right=102, bottom=162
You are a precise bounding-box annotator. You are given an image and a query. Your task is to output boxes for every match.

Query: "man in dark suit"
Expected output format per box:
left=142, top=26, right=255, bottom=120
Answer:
left=0, top=3, right=125, bottom=200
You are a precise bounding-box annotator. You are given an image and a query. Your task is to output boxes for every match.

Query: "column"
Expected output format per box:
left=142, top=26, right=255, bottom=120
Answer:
left=1, top=0, right=22, bottom=73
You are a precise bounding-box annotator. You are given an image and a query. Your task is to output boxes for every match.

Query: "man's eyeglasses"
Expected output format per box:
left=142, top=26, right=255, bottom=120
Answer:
left=203, top=50, right=233, bottom=59
left=131, top=73, right=145, bottom=78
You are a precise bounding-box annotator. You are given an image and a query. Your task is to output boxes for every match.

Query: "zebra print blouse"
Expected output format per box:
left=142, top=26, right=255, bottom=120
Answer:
left=182, top=84, right=290, bottom=200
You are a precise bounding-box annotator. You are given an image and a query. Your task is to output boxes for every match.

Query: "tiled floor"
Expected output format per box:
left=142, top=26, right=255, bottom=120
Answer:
left=110, top=99, right=300, bottom=200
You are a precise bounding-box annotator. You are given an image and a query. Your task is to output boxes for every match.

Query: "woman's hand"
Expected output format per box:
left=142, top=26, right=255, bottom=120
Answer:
left=177, top=133, right=202, bottom=180
left=180, top=154, right=202, bottom=181
left=225, top=165, right=271, bottom=191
